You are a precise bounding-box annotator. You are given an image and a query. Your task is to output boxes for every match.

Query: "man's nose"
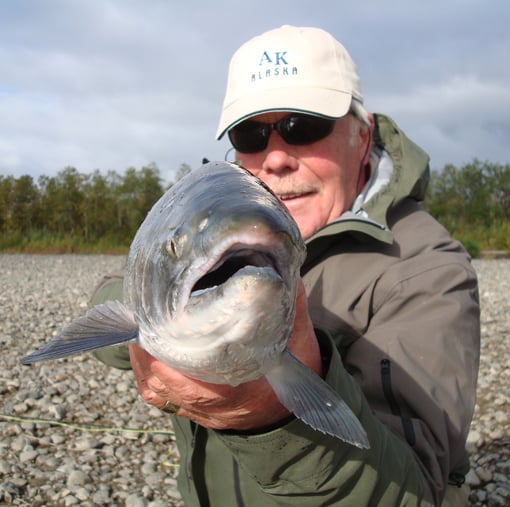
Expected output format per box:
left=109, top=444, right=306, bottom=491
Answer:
left=261, top=133, right=299, bottom=174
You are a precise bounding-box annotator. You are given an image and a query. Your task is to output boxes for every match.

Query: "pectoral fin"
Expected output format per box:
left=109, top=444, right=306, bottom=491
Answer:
left=21, top=300, right=139, bottom=365
left=265, top=350, right=369, bottom=449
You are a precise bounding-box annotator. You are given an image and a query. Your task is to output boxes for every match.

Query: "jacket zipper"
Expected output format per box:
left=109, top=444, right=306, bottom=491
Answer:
left=232, top=457, right=246, bottom=507
left=380, top=358, right=416, bottom=446
left=187, top=422, right=211, bottom=507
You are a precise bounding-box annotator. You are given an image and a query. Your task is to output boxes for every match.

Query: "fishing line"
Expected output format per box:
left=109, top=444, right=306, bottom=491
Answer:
left=0, top=413, right=175, bottom=436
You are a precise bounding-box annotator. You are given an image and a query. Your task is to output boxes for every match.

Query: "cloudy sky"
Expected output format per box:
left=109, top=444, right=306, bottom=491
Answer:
left=1, top=0, right=509, bottom=182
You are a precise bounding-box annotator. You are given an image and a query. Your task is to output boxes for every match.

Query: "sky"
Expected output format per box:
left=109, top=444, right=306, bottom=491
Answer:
left=1, top=0, right=509, bottom=183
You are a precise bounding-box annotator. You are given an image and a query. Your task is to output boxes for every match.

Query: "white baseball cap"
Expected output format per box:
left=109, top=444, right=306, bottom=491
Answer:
left=216, top=25, right=363, bottom=139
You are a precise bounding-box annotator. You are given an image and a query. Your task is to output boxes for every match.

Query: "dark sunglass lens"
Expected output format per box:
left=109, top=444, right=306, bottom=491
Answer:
left=281, top=115, right=335, bottom=145
left=228, top=122, right=269, bottom=153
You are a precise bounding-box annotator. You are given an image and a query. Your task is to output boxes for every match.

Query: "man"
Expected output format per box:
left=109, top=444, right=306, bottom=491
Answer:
left=93, top=26, right=480, bottom=506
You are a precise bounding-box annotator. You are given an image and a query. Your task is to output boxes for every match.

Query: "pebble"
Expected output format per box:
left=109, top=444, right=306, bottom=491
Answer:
left=465, top=468, right=481, bottom=486
left=66, top=470, right=89, bottom=488
left=126, top=494, right=148, bottom=507
left=0, top=254, right=508, bottom=507
left=0, top=460, right=10, bottom=474
left=74, top=436, right=100, bottom=450
left=19, top=449, right=38, bottom=463
left=92, top=486, right=113, bottom=504
left=476, top=467, right=492, bottom=482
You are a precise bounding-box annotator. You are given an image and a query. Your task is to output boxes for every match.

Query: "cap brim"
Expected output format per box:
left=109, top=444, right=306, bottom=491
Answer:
left=216, top=87, right=352, bottom=139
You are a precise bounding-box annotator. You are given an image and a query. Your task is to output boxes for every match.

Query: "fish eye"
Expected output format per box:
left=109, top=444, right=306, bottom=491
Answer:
left=167, top=233, right=187, bottom=258
left=169, top=238, right=178, bottom=257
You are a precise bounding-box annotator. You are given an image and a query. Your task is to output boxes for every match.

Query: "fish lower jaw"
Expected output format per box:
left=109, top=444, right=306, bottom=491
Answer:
left=145, top=348, right=266, bottom=385
left=170, top=264, right=284, bottom=318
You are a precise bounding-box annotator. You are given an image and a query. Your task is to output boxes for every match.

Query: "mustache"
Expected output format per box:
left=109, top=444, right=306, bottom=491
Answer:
left=269, top=181, right=320, bottom=198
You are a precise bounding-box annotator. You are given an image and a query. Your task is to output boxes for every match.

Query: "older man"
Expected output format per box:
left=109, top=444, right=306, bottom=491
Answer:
left=93, top=26, right=480, bottom=506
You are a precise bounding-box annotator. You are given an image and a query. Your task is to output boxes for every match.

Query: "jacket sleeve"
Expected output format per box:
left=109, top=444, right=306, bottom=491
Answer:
left=215, top=329, right=435, bottom=506
left=89, top=271, right=132, bottom=370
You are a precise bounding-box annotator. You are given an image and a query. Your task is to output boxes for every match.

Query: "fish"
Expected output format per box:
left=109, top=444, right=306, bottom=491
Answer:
left=21, top=161, right=369, bottom=449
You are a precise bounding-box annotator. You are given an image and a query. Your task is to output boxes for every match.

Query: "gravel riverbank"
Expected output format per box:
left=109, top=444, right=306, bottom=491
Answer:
left=0, top=254, right=508, bottom=506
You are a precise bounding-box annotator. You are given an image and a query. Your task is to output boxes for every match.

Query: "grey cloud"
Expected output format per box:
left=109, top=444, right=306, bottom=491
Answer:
left=0, top=0, right=509, bottom=179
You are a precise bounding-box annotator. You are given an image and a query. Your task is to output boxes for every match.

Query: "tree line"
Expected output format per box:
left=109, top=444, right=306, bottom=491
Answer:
left=0, top=163, right=191, bottom=252
left=0, top=159, right=508, bottom=254
left=425, top=159, right=510, bottom=254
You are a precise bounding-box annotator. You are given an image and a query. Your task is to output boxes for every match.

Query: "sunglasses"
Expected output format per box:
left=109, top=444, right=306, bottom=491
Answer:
left=228, top=114, right=336, bottom=154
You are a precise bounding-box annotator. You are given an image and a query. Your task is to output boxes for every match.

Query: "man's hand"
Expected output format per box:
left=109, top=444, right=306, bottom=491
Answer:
left=129, top=280, right=322, bottom=431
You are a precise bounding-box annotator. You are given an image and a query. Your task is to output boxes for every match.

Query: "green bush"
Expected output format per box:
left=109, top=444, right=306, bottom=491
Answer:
left=456, top=237, right=481, bottom=259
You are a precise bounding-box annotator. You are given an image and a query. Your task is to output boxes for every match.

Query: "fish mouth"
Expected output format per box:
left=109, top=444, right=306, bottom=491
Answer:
left=191, top=248, right=281, bottom=294
left=171, top=234, right=293, bottom=316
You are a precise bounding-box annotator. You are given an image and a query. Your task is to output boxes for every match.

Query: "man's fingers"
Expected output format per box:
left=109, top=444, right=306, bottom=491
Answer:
left=129, top=345, right=175, bottom=410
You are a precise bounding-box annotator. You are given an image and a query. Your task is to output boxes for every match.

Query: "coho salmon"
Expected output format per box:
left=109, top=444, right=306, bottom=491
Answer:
left=22, top=161, right=369, bottom=449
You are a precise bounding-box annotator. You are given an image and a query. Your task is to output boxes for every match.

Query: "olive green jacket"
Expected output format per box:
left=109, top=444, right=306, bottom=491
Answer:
left=92, top=114, right=480, bottom=506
